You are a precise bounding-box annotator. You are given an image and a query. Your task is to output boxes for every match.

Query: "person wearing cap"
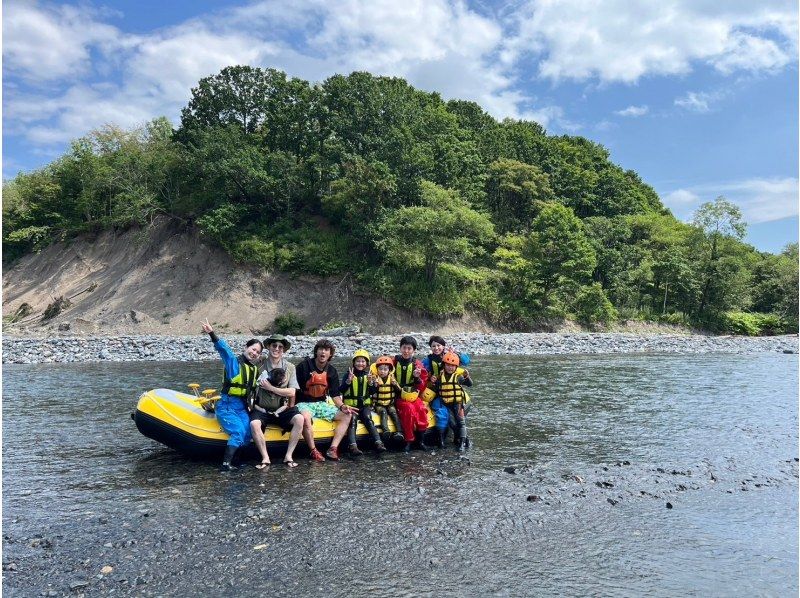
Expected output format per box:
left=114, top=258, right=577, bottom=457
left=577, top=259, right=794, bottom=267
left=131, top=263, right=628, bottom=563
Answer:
left=251, top=334, right=303, bottom=468
left=201, top=320, right=262, bottom=471
left=422, top=335, right=471, bottom=448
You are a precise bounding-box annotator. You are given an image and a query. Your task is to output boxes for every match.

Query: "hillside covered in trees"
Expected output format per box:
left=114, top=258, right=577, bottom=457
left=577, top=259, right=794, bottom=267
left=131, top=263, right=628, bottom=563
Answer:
left=3, top=66, right=797, bottom=334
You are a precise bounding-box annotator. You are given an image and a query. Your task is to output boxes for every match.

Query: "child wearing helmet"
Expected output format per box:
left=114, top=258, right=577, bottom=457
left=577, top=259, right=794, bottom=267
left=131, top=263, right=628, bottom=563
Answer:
left=339, top=349, right=386, bottom=454
left=422, top=335, right=471, bottom=448
left=370, top=355, right=404, bottom=443
left=392, top=336, right=431, bottom=453
left=433, top=351, right=473, bottom=452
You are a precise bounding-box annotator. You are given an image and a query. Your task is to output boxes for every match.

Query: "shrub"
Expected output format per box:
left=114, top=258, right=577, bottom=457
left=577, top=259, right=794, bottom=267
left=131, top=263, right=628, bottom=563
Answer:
left=574, top=283, right=618, bottom=325
left=273, top=312, right=305, bottom=335
left=229, top=236, right=276, bottom=269
left=723, top=311, right=787, bottom=336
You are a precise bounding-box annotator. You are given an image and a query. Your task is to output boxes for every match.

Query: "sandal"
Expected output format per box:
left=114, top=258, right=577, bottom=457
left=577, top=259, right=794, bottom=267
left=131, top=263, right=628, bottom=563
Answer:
left=255, top=461, right=271, bottom=470
left=284, top=460, right=298, bottom=468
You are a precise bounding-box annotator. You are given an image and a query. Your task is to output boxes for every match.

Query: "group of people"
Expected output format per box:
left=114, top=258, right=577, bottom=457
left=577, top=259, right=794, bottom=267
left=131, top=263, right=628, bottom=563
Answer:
left=200, top=320, right=474, bottom=471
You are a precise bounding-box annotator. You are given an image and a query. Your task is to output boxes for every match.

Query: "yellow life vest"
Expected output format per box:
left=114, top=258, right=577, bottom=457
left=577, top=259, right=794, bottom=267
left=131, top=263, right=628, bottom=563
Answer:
left=438, top=370, right=467, bottom=405
left=343, top=373, right=371, bottom=407
left=221, top=356, right=258, bottom=400
left=374, top=374, right=396, bottom=407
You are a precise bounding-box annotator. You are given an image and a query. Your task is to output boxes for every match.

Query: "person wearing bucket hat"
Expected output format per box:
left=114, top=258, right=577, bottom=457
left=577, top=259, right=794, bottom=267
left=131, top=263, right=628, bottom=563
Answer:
left=251, top=333, right=303, bottom=467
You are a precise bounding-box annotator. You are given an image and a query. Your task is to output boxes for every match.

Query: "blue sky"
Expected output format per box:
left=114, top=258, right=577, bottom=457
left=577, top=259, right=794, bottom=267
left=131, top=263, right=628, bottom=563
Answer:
left=3, top=0, right=798, bottom=253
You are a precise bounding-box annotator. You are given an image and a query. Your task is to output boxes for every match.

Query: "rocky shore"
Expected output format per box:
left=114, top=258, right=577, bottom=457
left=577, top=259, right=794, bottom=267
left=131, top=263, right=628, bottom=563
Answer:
left=3, top=331, right=797, bottom=364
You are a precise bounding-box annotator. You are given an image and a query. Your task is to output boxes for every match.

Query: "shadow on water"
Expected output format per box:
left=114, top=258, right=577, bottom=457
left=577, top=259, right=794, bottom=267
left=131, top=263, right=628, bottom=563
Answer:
left=3, top=353, right=798, bottom=596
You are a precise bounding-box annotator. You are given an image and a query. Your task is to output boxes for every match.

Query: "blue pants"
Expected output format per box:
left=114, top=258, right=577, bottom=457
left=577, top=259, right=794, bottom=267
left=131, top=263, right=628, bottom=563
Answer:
left=431, top=397, right=449, bottom=431
left=215, top=395, right=252, bottom=448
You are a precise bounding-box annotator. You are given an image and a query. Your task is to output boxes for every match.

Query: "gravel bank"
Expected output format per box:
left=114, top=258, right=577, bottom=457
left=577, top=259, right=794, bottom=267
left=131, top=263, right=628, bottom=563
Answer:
left=3, top=332, right=797, bottom=364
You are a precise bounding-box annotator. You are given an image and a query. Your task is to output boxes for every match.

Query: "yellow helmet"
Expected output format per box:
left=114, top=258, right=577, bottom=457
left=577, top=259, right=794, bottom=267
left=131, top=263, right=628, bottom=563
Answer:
left=421, top=388, right=436, bottom=403
left=352, top=348, right=371, bottom=365
left=400, top=387, right=419, bottom=402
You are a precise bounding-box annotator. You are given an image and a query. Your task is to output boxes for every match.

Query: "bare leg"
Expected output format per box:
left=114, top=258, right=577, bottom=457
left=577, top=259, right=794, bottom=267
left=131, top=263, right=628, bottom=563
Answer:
left=284, top=414, right=303, bottom=463
left=331, top=412, right=351, bottom=448
left=250, top=420, right=270, bottom=465
left=301, top=410, right=316, bottom=450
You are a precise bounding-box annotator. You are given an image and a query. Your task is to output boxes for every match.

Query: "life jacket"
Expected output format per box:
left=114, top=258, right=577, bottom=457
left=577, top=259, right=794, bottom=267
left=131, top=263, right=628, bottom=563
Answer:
left=343, top=371, right=371, bottom=407
left=373, top=374, right=396, bottom=407
left=428, top=354, right=443, bottom=378
left=438, top=370, right=467, bottom=405
left=305, top=368, right=329, bottom=399
left=394, top=357, right=416, bottom=387
left=221, top=355, right=258, bottom=402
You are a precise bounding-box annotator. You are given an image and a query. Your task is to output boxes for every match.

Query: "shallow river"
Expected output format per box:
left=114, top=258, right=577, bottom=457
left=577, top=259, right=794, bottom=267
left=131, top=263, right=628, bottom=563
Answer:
left=3, top=353, right=798, bottom=597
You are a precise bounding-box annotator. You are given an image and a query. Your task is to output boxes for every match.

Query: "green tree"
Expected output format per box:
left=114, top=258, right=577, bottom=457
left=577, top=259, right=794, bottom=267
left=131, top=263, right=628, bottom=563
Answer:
left=486, top=159, right=554, bottom=232
left=691, top=196, right=748, bottom=317
left=524, top=202, right=596, bottom=309
left=375, top=181, right=494, bottom=282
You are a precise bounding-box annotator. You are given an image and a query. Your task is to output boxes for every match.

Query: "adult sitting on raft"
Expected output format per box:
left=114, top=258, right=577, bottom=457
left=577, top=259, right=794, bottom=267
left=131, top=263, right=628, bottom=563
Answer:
left=251, top=334, right=304, bottom=468
left=294, top=339, right=354, bottom=461
left=201, top=319, right=261, bottom=471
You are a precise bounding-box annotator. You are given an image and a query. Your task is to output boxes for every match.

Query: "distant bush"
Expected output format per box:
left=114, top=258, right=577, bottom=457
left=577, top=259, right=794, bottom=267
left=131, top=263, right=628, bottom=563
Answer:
left=574, top=283, right=617, bottom=326
left=722, top=311, right=787, bottom=336
left=273, top=312, right=305, bottom=335
left=229, top=236, right=276, bottom=269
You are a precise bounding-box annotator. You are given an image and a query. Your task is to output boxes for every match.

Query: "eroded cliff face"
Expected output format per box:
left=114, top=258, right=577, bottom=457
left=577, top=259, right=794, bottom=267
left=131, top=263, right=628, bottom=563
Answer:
left=2, top=218, right=497, bottom=337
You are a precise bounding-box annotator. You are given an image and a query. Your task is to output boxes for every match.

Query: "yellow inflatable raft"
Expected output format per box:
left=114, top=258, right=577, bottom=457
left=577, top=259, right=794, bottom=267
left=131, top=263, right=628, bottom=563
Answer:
left=132, top=388, right=435, bottom=458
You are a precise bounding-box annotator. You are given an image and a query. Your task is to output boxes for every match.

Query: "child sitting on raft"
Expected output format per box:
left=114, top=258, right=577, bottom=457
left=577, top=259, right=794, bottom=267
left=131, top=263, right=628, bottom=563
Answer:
left=432, top=352, right=473, bottom=452
left=339, top=349, right=386, bottom=455
left=370, top=355, right=404, bottom=444
left=422, top=335, right=471, bottom=448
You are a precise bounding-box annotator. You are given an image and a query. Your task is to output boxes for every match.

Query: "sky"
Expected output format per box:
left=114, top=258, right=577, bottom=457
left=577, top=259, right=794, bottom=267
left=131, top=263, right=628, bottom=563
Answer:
left=3, top=0, right=798, bottom=253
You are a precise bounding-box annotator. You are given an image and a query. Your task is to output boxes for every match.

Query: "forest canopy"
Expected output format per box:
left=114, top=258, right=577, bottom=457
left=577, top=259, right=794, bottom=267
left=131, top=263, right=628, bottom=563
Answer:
left=3, top=66, right=797, bottom=334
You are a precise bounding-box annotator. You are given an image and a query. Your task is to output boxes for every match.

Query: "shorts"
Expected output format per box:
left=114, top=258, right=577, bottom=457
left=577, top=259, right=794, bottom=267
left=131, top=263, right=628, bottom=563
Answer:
left=296, top=400, right=339, bottom=422
left=249, top=406, right=301, bottom=432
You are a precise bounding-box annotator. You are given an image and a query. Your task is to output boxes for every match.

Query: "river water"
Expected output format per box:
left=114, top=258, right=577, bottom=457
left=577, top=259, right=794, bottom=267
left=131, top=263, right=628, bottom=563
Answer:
left=3, top=353, right=798, bottom=596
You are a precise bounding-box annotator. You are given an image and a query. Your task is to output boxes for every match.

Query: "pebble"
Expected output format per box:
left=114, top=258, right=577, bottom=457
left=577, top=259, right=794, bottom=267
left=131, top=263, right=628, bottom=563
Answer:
left=2, top=333, right=796, bottom=364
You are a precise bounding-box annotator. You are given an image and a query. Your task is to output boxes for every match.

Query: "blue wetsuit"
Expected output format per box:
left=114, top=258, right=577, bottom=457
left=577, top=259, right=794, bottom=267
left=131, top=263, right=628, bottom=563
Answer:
left=212, top=337, right=254, bottom=449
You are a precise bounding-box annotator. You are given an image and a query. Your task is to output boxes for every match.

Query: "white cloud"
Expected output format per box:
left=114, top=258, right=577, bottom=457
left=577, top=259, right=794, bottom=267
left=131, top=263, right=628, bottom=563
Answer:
left=3, top=0, right=122, bottom=82
left=663, top=178, right=799, bottom=224
left=674, top=91, right=713, bottom=112
left=615, top=105, right=649, bottom=117
left=6, top=0, right=568, bottom=147
left=506, top=0, right=798, bottom=83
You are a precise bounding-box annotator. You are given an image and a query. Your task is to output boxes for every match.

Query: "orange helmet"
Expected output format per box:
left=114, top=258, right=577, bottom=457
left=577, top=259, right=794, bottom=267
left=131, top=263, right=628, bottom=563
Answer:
left=442, top=352, right=460, bottom=367
left=375, top=355, right=394, bottom=369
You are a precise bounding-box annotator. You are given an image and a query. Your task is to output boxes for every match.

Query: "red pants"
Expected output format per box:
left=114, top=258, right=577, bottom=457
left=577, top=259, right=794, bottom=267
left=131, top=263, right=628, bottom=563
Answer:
left=396, top=398, right=428, bottom=442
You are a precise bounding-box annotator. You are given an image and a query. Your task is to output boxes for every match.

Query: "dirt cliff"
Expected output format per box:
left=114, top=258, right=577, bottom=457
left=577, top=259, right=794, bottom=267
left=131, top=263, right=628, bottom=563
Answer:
left=2, top=218, right=498, bottom=336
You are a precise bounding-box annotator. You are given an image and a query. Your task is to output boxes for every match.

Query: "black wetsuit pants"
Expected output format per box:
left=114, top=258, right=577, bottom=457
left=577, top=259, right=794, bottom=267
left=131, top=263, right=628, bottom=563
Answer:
left=447, top=402, right=468, bottom=441
left=347, top=405, right=381, bottom=445
left=374, top=404, right=401, bottom=437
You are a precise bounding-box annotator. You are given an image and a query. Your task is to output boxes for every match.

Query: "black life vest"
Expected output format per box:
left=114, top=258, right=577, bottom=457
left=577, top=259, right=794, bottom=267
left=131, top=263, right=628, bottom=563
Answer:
left=394, top=357, right=416, bottom=387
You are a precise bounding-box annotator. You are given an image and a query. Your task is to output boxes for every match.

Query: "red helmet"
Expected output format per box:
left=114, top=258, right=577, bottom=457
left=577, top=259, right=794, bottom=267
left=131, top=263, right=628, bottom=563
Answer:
left=375, top=355, right=394, bottom=369
left=442, top=352, right=460, bottom=367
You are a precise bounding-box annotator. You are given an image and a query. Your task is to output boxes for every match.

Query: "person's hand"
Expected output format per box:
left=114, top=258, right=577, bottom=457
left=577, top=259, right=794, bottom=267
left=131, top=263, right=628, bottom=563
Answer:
left=259, top=378, right=274, bottom=391
left=367, top=373, right=376, bottom=384
left=413, top=366, right=421, bottom=378
left=462, top=369, right=470, bottom=379
left=201, top=318, right=213, bottom=334
left=346, top=367, right=354, bottom=383
left=430, top=375, right=437, bottom=385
